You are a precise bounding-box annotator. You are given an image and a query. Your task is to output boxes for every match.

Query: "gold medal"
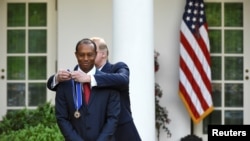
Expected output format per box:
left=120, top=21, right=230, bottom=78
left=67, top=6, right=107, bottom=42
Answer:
left=74, top=110, right=81, bottom=118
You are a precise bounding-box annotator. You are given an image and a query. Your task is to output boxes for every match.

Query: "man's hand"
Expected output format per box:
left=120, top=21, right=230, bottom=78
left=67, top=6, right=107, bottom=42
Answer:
left=55, top=69, right=71, bottom=83
left=71, top=71, right=91, bottom=83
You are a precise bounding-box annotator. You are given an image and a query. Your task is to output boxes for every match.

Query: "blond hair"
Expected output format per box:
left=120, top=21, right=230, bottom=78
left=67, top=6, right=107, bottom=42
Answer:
left=90, top=37, right=109, bottom=56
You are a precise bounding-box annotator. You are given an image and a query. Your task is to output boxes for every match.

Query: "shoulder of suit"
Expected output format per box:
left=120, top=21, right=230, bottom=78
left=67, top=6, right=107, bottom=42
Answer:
left=113, top=61, right=127, bottom=66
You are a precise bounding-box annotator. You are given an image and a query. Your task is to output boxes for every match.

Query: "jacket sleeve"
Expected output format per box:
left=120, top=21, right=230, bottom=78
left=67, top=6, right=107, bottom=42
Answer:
left=46, top=74, right=57, bottom=91
left=55, top=82, right=83, bottom=141
left=47, top=65, right=78, bottom=92
left=96, top=90, right=120, bottom=141
left=94, top=62, right=129, bottom=87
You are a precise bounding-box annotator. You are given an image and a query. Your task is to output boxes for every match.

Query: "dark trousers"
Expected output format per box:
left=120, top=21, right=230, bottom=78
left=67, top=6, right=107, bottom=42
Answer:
left=115, top=120, right=141, bottom=141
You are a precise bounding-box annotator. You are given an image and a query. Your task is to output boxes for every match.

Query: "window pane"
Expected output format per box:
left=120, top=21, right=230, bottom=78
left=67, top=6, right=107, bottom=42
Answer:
left=7, top=83, right=25, bottom=106
left=225, top=83, right=243, bottom=107
left=29, top=3, right=47, bottom=26
left=28, top=83, right=46, bottom=106
left=28, top=56, right=46, bottom=79
left=212, top=83, right=221, bottom=107
left=7, top=3, right=25, bottom=27
left=209, top=30, right=221, bottom=53
left=28, top=30, right=47, bottom=53
left=224, top=3, right=243, bottom=27
left=7, top=30, right=25, bottom=53
left=211, top=56, right=221, bottom=80
left=203, top=110, right=221, bottom=134
left=225, top=110, right=243, bottom=124
left=205, top=3, right=221, bottom=26
left=7, top=57, right=25, bottom=80
left=224, top=30, right=243, bottom=53
left=224, top=57, right=243, bottom=80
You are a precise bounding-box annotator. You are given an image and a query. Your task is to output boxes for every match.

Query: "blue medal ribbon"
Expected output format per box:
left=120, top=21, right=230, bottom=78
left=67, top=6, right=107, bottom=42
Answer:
left=71, top=80, right=82, bottom=111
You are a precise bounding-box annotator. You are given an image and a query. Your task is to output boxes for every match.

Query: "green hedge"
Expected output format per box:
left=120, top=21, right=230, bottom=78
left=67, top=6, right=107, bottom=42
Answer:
left=0, top=102, right=63, bottom=141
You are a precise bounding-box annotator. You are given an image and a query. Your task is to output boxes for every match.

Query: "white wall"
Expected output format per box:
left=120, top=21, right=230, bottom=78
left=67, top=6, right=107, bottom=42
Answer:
left=57, top=0, right=113, bottom=70
left=154, top=1, right=191, bottom=141
left=57, top=0, right=191, bottom=141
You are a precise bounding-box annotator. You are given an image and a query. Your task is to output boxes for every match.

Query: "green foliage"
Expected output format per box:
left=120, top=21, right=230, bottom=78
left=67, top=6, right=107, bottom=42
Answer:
left=0, top=102, right=63, bottom=141
left=0, top=124, right=63, bottom=141
left=155, top=83, right=171, bottom=140
left=154, top=50, right=171, bottom=141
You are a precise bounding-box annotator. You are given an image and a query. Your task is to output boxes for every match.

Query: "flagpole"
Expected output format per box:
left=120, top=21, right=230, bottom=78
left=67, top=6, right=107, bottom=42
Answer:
left=180, top=119, right=201, bottom=141
left=190, top=119, right=193, bottom=135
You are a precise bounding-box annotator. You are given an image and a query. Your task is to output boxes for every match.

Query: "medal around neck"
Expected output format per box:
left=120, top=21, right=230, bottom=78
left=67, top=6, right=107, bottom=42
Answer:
left=71, top=80, right=82, bottom=118
left=74, top=110, right=81, bottom=118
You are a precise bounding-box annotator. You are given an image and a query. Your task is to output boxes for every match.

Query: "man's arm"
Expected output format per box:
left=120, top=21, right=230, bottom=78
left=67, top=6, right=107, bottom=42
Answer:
left=47, top=75, right=56, bottom=91
left=94, top=62, right=129, bottom=87
left=71, top=62, right=129, bottom=87
left=47, top=69, right=71, bottom=91
left=47, top=62, right=129, bottom=91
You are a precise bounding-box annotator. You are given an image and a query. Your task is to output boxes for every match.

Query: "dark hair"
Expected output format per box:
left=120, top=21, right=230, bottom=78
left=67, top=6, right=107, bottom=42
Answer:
left=75, top=38, right=97, bottom=52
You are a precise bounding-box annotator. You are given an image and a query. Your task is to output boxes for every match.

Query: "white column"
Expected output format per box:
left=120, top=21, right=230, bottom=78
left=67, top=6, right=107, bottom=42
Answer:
left=113, top=0, right=155, bottom=140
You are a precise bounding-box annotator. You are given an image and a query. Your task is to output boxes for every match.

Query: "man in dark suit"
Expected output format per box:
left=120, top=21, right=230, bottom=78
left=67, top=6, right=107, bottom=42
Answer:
left=47, top=37, right=141, bottom=141
left=54, top=38, right=120, bottom=141
left=90, top=37, right=141, bottom=141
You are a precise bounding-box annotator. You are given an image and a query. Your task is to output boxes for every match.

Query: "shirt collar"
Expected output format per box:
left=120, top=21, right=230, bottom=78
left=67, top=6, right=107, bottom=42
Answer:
left=98, top=61, right=108, bottom=71
left=78, top=65, right=96, bottom=75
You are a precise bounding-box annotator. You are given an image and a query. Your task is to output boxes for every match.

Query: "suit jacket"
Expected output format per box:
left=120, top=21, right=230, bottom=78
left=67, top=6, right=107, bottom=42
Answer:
left=55, top=68, right=120, bottom=141
left=94, top=62, right=141, bottom=141
left=94, top=61, right=133, bottom=125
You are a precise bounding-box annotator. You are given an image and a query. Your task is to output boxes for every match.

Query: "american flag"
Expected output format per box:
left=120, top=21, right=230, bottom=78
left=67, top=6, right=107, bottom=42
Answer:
left=179, top=0, right=213, bottom=124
